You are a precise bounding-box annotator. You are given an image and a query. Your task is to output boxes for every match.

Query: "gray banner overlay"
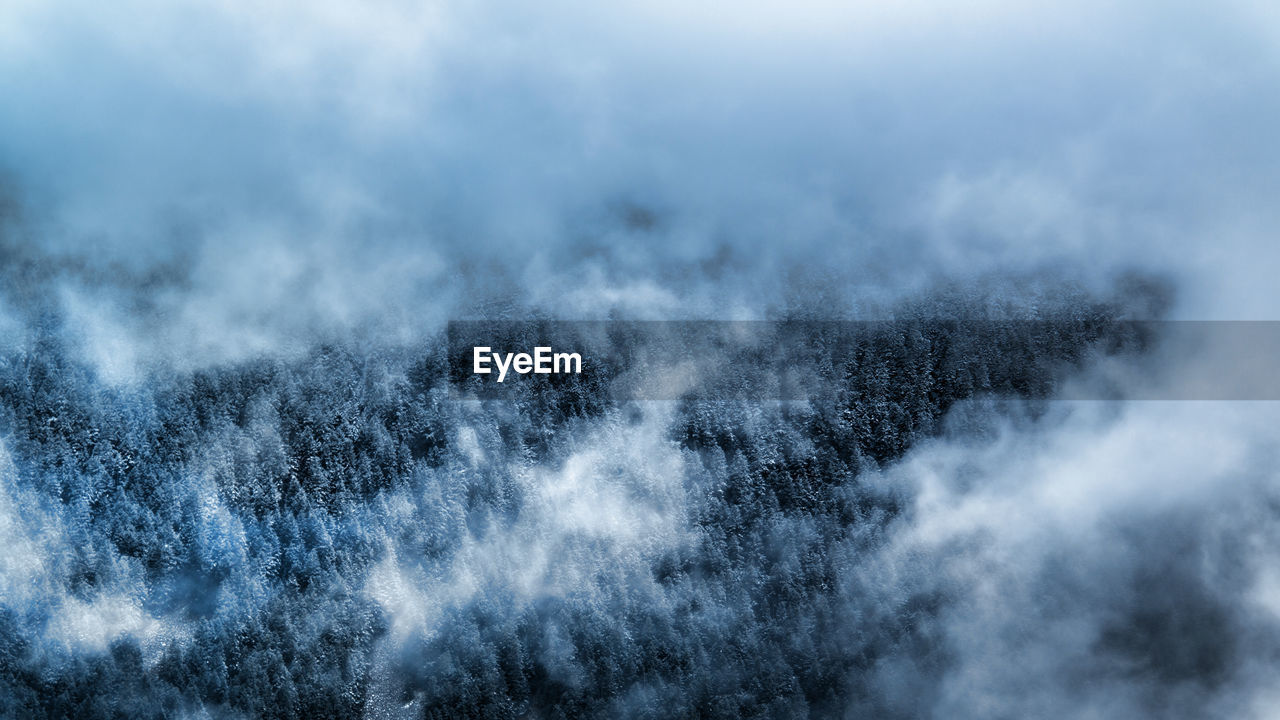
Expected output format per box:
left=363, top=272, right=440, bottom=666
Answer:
left=446, top=321, right=1280, bottom=401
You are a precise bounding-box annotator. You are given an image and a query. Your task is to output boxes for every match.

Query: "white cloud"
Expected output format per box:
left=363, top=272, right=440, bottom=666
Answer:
left=869, top=401, right=1280, bottom=716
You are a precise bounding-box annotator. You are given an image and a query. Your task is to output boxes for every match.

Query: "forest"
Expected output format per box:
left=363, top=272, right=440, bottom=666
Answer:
left=0, top=260, right=1176, bottom=718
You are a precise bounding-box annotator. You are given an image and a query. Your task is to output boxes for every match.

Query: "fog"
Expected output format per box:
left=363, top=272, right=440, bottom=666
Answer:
left=0, top=1, right=1277, bottom=718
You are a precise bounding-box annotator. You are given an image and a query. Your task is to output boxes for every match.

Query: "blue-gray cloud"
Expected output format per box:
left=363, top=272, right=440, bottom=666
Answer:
left=2, top=0, right=1277, bottom=326
left=1, top=3, right=1279, bottom=719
